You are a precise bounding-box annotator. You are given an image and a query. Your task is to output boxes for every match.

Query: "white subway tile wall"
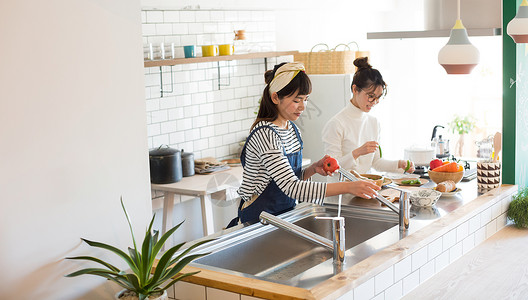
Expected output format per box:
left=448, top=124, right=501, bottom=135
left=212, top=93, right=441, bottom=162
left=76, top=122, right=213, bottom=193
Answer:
left=375, top=266, right=394, bottom=295
left=355, top=277, right=375, bottom=300
left=142, top=9, right=291, bottom=160
left=172, top=281, right=206, bottom=300
left=207, top=287, right=241, bottom=300
left=354, top=192, right=513, bottom=300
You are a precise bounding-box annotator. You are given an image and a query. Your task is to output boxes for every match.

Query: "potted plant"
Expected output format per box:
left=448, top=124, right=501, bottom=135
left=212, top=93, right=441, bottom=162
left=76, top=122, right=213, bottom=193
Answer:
left=66, top=198, right=213, bottom=300
left=448, top=114, right=476, bottom=156
left=508, top=187, right=528, bottom=229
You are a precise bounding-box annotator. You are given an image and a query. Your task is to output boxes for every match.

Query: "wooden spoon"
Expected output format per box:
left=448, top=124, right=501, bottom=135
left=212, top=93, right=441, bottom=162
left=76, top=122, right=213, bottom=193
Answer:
left=493, top=132, right=502, bottom=161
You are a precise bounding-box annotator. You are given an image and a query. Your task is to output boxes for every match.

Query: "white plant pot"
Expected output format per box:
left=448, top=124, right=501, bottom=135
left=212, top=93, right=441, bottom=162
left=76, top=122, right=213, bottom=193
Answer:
left=115, top=289, right=168, bottom=300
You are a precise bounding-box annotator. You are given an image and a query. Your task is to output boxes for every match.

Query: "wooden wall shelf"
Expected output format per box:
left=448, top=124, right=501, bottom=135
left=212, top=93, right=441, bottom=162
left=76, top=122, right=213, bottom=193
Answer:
left=144, top=51, right=298, bottom=68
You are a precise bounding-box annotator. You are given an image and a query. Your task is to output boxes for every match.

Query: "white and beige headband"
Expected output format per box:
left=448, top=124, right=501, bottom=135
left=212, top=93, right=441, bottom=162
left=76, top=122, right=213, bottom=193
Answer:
left=268, top=62, right=306, bottom=94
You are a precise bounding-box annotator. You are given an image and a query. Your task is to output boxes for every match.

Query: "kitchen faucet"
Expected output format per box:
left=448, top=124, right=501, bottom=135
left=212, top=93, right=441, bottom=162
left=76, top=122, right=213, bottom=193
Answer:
left=337, top=169, right=410, bottom=232
left=258, top=169, right=410, bottom=267
left=259, top=211, right=346, bottom=266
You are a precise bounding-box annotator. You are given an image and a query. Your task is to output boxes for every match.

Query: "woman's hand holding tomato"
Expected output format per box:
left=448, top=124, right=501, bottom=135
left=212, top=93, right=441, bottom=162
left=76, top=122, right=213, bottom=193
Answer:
left=320, top=155, right=380, bottom=198
left=323, top=156, right=339, bottom=173
left=319, top=155, right=381, bottom=199
left=313, top=155, right=340, bottom=176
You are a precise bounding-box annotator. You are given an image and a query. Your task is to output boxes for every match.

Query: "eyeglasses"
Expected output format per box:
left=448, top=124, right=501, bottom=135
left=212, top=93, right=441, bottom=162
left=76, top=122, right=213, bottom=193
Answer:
left=358, top=88, right=384, bottom=103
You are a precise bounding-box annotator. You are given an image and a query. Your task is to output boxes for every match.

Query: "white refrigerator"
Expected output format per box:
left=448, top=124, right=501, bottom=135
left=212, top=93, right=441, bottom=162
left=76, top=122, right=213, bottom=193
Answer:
left=295, top=74, right=352, bottom=163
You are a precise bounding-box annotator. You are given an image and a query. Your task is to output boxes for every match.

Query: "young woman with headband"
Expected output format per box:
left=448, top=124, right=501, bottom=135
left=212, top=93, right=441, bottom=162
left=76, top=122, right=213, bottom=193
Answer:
left=227, top=62, right=380, bottom=227
left=322, top=57, right=415, bottom=175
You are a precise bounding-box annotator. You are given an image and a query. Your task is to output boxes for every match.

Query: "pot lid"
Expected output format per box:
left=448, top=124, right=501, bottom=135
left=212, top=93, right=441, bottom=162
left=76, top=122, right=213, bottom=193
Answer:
left=149, top=145, right=180, bottom=157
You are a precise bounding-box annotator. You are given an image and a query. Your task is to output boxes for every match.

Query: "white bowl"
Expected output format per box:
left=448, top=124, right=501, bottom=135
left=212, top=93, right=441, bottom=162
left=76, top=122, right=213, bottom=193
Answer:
left=410, top=189, right=442, bottom=207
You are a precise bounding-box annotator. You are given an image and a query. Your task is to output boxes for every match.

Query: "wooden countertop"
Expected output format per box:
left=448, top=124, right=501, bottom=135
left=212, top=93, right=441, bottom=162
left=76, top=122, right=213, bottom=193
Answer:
left=403, top=224, right=528, bottom=299
left=157, top=184, right=517, bottom=299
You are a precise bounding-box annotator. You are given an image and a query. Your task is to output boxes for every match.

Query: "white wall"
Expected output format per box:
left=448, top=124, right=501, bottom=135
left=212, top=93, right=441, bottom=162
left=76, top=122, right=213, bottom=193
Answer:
left=0, top=0, right=151, bottom=299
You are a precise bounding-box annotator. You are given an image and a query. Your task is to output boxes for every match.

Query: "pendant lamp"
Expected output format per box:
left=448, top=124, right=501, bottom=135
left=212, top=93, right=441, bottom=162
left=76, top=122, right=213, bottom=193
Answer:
left=507, top=0, right=528, bottom=43
left=438, top=0, right=480, bottom=74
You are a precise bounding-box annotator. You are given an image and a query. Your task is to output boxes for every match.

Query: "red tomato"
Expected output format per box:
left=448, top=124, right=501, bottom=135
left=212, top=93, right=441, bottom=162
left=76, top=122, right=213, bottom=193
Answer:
left=323, top=157, right=340, bottom=173
left=429, top=159, right=443, bottom=170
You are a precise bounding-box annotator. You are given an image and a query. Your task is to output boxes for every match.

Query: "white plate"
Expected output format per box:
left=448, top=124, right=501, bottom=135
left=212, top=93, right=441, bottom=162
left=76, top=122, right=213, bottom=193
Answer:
left=436, top=187, right=462, bottom=197
left=383, top=172, right=420, bottom=180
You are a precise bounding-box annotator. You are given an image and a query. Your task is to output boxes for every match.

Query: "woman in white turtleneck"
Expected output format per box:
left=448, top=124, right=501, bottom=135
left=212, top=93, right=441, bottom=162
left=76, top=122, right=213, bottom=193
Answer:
left=322, top=57, right=415, bottom=174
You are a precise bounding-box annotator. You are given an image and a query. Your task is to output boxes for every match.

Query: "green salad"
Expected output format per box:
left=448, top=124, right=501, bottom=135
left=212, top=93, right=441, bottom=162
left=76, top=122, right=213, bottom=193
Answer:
left=401, top=179, right=421, bottom=185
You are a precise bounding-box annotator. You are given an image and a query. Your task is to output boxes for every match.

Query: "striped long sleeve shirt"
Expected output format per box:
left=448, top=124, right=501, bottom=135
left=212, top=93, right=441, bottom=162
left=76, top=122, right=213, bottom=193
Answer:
left=237, top=120, right=327, bottom=205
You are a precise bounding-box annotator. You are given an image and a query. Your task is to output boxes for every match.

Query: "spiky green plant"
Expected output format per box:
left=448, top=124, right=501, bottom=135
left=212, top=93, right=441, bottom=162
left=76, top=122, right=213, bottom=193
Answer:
left=66, top=198, right=212, bottom=300
left=508, top=187, right=528, bottom=229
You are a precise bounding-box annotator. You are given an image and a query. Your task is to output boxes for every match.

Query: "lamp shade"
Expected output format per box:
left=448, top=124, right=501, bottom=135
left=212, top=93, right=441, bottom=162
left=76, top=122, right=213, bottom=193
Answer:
left=507, top=0, right=528, bottom=43
left=438, top=20, right=480, bottom=74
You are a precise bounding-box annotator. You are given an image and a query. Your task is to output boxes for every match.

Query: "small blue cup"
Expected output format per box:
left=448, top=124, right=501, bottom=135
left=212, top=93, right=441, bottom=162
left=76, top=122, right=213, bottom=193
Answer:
left=184, top=45, right=195, bottom=58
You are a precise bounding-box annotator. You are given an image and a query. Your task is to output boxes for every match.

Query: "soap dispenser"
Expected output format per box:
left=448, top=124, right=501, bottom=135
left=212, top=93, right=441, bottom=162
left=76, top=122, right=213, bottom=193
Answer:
left=436, top=135, right=450, bottom=158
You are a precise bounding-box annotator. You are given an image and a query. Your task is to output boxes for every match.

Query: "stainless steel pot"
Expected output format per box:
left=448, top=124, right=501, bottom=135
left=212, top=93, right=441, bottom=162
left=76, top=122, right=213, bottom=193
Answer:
left=181, top=150, right=195, bottom=177
left=149, top=145, right=182, bottom=184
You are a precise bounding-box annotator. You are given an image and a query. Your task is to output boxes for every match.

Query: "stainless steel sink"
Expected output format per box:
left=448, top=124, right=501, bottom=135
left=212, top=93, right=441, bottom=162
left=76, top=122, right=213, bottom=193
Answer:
left=190, top=203, right=401, bottom=288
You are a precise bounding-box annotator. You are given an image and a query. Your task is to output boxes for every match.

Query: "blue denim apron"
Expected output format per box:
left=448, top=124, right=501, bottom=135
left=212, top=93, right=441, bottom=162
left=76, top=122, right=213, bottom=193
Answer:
left=236, top=122, right=303, bottom=225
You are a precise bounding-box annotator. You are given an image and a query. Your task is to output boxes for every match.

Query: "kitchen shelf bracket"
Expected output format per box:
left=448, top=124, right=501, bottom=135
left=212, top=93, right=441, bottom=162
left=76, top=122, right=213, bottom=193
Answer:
left=216, top=61, right=231, bottom=90
left=159, top=66, right=174, bottom=97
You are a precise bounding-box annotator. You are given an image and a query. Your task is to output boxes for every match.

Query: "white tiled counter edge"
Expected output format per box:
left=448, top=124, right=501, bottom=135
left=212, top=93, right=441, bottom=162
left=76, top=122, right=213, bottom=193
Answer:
left=338, top=186, right=517, bottom=300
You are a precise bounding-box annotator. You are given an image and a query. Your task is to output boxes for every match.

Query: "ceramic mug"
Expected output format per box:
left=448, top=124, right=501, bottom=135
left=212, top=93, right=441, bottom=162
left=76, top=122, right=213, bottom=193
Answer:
left=183, top=45, right=195, bottom=58
left=219, top=44, right=234, bottom=56
left=201, top=45, right=219, bottom=57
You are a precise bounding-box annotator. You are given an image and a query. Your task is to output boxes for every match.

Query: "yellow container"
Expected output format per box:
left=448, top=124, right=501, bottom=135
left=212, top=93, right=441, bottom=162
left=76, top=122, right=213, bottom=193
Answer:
left=219, top=44, right=234, bottom=56
left=201, top=45, right=218, bottom=57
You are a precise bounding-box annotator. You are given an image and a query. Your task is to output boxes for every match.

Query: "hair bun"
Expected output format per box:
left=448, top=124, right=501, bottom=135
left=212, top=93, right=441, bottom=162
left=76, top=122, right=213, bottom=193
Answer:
left=265, top=62, right=289, bottom=84
left=264, top=70, right=274, bottom=84
left=353, top=57, right=371, bottom=70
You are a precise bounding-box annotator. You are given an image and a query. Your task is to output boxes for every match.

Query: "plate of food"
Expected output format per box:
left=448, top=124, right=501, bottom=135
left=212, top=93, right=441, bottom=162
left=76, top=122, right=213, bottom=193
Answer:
left=381, top=177, right=393, bottom=187
left=359, top=173, right=393, bottom=187
left=433, top=180, right=461, bottom=196
left=436, top=187, right=462, bottom=197
left=393, top=177, right=429, bottom=186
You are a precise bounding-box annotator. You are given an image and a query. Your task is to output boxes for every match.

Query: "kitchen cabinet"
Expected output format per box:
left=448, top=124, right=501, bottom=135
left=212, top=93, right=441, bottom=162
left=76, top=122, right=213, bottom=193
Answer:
left=144, top=50, right=298, bottom=96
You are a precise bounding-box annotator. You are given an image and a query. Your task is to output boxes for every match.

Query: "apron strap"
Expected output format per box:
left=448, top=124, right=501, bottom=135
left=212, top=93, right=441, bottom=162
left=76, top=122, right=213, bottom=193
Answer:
left=240, top=124, right=286, bottom=168
left=290, top=121, right=303, bottom=151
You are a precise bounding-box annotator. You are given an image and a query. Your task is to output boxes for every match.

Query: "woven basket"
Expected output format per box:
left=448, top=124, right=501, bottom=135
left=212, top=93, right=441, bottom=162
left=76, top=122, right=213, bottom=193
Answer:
left=294, top=43, right=368, bottom=75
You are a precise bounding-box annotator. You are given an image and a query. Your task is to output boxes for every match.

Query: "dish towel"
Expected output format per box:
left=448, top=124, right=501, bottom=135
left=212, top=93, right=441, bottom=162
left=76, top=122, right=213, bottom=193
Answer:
left=194, top=157, right=230, bottom=174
